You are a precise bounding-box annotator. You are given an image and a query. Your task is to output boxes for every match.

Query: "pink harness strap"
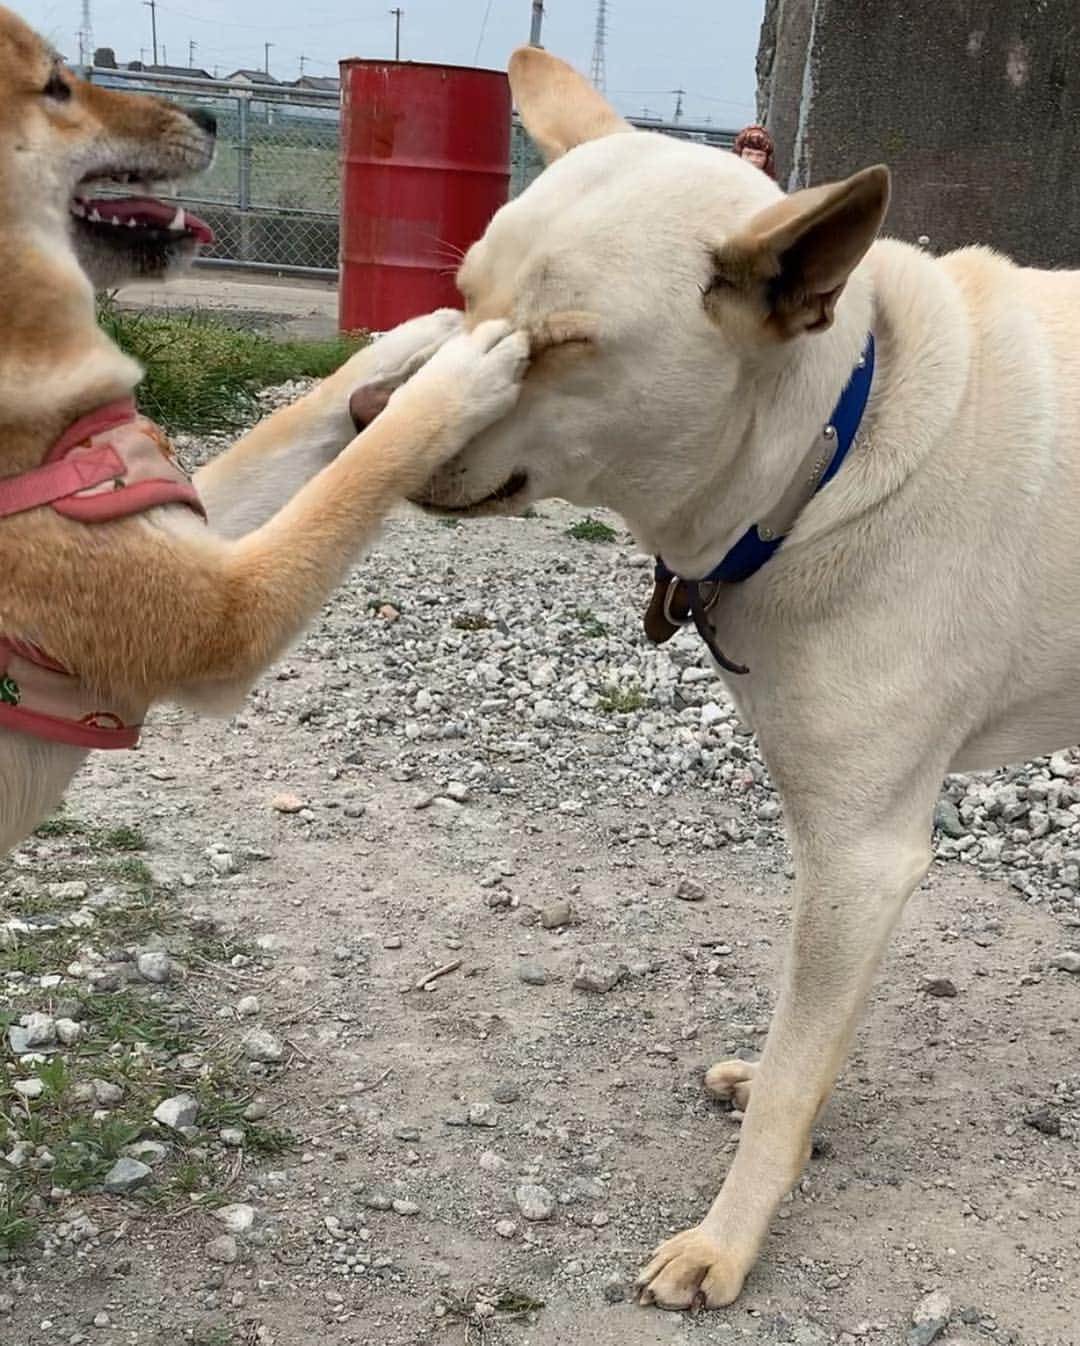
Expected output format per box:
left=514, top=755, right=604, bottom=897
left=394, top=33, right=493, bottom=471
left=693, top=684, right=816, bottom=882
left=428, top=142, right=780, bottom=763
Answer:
left=0, top=399, right=206, bottom=750
left=0, top=399, right=205, bottom=524
left=0, top=637, right=141, bottom=750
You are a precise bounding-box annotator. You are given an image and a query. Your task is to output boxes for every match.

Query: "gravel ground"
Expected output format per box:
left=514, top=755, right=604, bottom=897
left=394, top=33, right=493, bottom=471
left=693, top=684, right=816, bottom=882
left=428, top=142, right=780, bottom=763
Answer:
left=2, top=384, right=1079, bottom=1346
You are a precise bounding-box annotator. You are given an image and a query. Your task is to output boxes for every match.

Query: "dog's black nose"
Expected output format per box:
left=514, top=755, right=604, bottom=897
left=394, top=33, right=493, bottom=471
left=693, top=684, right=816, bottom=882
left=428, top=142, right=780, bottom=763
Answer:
left=186, top=106, right=217, bottom=138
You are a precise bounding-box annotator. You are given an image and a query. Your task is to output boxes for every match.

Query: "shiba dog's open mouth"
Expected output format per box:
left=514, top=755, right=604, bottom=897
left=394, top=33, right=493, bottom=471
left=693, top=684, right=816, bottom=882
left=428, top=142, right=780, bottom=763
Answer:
left=70, top=181, right=213, bottom=249
left=66, top=130, right=216, bottom=282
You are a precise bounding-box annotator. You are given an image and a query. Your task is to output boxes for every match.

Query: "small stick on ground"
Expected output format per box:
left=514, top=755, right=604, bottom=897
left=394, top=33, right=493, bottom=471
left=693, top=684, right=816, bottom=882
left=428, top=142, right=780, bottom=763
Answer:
left=353, top=1066, right=392, bottom=1095
left=413, top=958, right=463, bottom=991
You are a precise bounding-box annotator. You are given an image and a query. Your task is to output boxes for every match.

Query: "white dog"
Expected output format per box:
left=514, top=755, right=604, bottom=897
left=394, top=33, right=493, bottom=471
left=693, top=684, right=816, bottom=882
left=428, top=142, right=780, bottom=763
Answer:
left=416, top=47, right=1080, bottom=1310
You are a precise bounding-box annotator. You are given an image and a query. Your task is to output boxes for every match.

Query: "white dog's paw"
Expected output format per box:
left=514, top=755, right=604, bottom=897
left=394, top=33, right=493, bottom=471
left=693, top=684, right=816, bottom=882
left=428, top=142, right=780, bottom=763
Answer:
left=704, top=1059, right=757, bottom=1113
left=389, top=319, right=529, bottom=459
left=636, top=1226, right=751, bottom=1310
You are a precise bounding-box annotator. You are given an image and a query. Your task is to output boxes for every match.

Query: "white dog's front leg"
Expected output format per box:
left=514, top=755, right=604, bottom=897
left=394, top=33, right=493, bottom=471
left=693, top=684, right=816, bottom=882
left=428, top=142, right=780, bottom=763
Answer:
left=637, top=776, right=941, bottom=1310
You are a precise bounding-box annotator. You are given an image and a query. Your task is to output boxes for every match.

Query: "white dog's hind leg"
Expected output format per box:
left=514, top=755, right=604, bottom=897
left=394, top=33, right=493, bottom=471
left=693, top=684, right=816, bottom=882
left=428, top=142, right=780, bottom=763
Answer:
left=637, top=769, right=941, bottom=1310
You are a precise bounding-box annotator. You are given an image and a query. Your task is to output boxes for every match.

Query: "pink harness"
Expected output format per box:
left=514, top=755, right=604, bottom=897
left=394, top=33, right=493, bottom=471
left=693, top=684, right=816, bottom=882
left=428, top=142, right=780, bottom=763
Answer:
left=0, top=399, right=206, bottom=750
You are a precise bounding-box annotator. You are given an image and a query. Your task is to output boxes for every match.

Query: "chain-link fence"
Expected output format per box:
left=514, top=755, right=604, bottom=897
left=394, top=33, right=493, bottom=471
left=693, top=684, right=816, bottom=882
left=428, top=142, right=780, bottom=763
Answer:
left=88, top=66, right=735, bottom=277
left=88, top=67, right=340, bottom=273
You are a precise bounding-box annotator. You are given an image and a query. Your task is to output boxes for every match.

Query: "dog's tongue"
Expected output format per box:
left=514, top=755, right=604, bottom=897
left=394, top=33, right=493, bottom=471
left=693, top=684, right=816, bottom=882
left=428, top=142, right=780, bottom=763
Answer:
left=84, top=195, right=214, bottom=244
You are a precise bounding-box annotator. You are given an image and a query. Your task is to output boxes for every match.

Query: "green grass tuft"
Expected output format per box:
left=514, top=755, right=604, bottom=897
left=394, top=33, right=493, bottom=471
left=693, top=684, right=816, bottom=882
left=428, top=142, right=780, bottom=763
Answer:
left=97, top=296, right=368, bottom=434
left=598, top=684, right=646, bottom=714
left=566, top=515, right=617, bottom=543
left=574, top=607, right=609, bottom=639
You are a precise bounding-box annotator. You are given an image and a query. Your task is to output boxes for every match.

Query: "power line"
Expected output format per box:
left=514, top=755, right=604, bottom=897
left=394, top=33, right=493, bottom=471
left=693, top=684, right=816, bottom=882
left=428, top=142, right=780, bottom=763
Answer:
left=590, top=0, right=608, bottom=93
left=154, top=3, right=387, bottom=32
left=474, top=0, right=494, bottom=65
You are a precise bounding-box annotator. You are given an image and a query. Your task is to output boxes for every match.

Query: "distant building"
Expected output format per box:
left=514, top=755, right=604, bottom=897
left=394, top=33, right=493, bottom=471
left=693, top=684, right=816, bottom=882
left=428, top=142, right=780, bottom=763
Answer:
left=290, top=75, right=340, bottom=93
left=131, top=62, right=213, bottom=78
left=226, top=68, right=280, bottom=85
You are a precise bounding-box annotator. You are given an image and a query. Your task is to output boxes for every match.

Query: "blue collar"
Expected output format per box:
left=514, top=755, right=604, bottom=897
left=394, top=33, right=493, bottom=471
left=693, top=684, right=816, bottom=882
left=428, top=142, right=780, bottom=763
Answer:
left=650, top=332, right=875, bottom=673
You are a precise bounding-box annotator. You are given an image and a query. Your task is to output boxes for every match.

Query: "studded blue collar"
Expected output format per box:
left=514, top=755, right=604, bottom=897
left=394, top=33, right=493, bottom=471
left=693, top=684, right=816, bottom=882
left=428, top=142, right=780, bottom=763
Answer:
left=648, top=333, right=875, bottom=674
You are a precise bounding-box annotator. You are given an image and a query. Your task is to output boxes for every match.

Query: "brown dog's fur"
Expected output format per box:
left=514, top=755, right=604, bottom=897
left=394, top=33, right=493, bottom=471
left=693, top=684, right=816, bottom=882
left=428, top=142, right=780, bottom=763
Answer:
left=0, top=7, right=524, bottom=851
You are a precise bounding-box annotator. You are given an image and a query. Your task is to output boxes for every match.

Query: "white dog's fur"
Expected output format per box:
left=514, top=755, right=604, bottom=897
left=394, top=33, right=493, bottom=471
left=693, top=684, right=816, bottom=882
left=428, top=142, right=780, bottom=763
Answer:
left=417, top=48, right=1080, bottom=1310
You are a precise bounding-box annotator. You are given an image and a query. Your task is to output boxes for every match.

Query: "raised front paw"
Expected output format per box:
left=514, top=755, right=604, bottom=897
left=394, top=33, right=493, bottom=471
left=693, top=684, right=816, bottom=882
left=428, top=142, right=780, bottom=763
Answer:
left=367, top=308, right=464, bottom=384
left=386, top=319, right=529, bottom=466
left=636, top=1226, right=750, bottom=1311
left=342, top=309, right=466, bottom=429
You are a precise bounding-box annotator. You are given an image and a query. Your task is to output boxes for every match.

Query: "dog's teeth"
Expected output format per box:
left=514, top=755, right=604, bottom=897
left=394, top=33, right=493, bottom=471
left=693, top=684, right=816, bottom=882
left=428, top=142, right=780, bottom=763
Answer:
left=89, top=208, right=102, bottom=222
left=167, top=207, right=186, bottom=232
left=127, top=218, right=137, bottom=228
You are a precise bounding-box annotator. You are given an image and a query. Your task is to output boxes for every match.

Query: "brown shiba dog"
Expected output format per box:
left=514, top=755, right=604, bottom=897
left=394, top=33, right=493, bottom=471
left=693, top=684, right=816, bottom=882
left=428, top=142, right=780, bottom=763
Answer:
left=0, top=7, right=526, bottom=852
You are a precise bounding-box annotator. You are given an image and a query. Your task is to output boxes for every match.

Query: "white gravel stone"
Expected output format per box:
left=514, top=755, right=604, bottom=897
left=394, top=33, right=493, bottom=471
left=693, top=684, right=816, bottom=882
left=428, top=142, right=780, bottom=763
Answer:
left=136, top=951, right=172, bottom=984
left=515, top=1183, right=556, bottom=1221
left=215, top=1203, right=257, bottom=1234
left=153, top=1094, right=199, bottom=1131
left=242, top=1028, right=285, bottom=1063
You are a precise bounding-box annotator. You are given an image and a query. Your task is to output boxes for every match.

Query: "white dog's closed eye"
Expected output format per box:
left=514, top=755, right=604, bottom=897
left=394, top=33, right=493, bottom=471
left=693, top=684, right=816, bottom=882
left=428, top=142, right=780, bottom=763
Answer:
left=528, top=310, right=601, bottom=366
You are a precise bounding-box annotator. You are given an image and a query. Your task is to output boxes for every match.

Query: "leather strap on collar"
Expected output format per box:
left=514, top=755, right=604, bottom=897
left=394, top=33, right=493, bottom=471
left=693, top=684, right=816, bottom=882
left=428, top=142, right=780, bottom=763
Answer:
left=644, top=333, right=875, bottom=673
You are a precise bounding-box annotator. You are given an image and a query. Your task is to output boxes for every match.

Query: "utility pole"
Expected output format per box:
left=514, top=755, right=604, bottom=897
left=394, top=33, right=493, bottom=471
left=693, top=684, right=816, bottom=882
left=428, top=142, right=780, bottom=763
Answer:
left=143, top=0, right=158, bottom=66
left=78, top=0, right=93, bottom=67
left=390, top=8, right=403, bottom=60
left=188, top=38, right=197, bottom=68
left=589, top=0, right=608, bottom=92
left=672, top=87, right=685, bottom=122
left=264, top=41, right=274, bottom=75
left=529, top=1, right=544, bottom=47
left=299, top=53, right=307, bottom=76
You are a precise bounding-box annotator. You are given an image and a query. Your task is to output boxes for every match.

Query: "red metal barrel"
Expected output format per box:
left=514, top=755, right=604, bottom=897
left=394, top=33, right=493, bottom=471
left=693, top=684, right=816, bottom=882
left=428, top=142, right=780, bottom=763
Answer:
left=338, top=60, right=511, bottom=332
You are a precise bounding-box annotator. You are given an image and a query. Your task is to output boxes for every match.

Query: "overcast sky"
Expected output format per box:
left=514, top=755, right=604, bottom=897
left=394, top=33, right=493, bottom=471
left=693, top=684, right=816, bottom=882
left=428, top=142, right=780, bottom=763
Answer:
left=16, top=0, right=765, bottom=127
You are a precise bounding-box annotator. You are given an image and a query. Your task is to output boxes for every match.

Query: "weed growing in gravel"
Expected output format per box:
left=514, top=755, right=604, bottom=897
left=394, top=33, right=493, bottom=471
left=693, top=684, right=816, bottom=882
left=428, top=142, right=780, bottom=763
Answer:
left=453, top=613, right=494, bottom=632
left=566, top=515, right=617, bottom=543
left=0, top=1192, right=35, bottom=1255
left=33, top=814, right=147, bottom=853
left=598, top=684, right=647, bottom=714
left=574, top=607, right=609, bottom=639
left=442, top=1286, right=545, bottom=1343
left=97, top=296, right=368, bottom=433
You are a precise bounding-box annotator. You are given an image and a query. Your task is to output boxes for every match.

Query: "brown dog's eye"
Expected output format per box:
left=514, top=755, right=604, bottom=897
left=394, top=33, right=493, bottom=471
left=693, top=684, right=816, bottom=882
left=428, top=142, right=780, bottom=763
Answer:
left=42, top=72, right=71, bottom=102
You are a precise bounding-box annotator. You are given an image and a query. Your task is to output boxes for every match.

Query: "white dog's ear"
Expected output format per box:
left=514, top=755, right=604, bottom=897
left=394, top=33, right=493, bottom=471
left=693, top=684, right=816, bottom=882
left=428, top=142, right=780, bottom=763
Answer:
left=711, top=165, right=890, bottom=338
left=509, top=46, right=633, bottom=163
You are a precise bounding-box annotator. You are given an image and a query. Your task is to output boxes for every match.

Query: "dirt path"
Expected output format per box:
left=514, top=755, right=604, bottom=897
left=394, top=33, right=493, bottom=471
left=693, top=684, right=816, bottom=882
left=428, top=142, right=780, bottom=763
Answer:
left=3, top=501, right=1079, bottom=1346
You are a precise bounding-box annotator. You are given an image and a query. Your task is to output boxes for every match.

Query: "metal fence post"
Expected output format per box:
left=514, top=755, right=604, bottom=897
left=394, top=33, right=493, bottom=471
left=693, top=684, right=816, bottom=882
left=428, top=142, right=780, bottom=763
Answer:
left=237, top=95, right=253, bottom=264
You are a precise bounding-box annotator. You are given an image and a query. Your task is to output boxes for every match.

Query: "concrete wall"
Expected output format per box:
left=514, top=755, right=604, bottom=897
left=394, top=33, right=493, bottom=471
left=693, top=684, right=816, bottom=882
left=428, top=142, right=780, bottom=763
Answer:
left=758, top=0, right=1080, bottom=266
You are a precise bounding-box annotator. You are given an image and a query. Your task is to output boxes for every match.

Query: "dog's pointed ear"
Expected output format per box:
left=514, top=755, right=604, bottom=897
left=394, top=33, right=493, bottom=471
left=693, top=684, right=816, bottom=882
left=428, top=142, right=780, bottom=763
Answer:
left=509, top=46, right=633, bottom=163
left=711, top=165, right=890, bottom=338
